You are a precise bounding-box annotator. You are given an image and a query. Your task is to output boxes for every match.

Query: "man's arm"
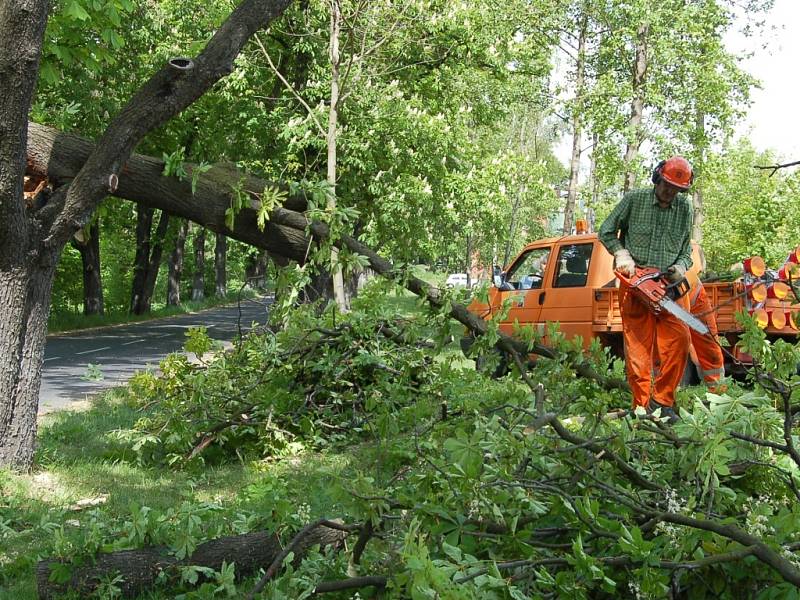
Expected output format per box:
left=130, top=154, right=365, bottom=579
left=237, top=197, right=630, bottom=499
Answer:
left=597, top=193, right=632, bottom=255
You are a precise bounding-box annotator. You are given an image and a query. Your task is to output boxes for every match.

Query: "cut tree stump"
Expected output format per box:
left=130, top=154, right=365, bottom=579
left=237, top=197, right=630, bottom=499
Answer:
left=36, top=525, right=347, bottom=599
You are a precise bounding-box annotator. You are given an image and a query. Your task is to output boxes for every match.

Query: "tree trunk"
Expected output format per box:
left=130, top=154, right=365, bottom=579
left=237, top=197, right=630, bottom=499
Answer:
left=130, top=208, right=168, bottom=314
left=26, top=122, right=310, bottom=261
left=245, top=250, right=269, bottom=289
left=130, top=207, right=154, bottom=314
left=1, top=0, right=293, bottom=470
left=36, top=524, right=347, bottom=600
left=167, top=219, right=189, bottom=305
left=464, top=233, right=472, bottom=288
left=142, top=209, right=170, bottom=311
left=72, top=222, right=104, bottom=315
left=502, top=185, right=525, bottom=268
left=214, top=232, right=227, bottom=297
left=589, top=132, right=599, bottom=209
left=623, top=21, right=649, bottom=193
left=563, top=11, right=588, bottom=234
left=692, top=111, right=706, bottom=244
left=327, top=0, right=348, bottom=312
left=192, top=226, right=206, bottom=301
left=0, top=0, right=51, bottom=469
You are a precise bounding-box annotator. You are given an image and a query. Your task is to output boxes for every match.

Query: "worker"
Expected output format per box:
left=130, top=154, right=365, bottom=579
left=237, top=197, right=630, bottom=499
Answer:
left=598, top=156, right=695, bottom=422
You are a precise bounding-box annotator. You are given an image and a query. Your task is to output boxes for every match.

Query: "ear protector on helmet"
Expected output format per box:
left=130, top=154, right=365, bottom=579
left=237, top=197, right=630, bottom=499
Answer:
left=651, top=160, right=666, bottom=185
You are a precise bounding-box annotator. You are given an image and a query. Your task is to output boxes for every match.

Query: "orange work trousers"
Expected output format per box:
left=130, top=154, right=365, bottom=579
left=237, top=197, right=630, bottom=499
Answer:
left=688, top=282, right=725, bottom=392
left=621, top=282, right=690, bottom=408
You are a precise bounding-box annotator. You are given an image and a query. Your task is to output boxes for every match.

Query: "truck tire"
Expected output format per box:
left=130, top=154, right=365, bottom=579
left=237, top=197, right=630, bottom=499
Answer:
left=680, top=358, right=700, bottom=387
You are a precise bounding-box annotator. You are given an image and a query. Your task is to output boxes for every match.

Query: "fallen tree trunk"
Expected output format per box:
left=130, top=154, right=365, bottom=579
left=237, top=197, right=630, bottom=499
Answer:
left=26, top=122, right=311, bottom=264
left=26, top=122, right=627, bottom=393
left=36, top=524, right=347, bottom=599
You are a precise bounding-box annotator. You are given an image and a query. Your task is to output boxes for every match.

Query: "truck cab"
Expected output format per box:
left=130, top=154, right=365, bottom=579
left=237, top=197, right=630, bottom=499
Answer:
left=467, top=233, right=615, bottom=349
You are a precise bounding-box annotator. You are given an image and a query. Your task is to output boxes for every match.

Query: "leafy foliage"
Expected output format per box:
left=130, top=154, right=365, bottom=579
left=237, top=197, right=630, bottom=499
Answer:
left=102, top=285, right=800, bottom=598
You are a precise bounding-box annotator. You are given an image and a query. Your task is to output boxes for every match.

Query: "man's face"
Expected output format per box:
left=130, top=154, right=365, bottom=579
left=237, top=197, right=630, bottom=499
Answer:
left=655, top=179, right=684, bottom=205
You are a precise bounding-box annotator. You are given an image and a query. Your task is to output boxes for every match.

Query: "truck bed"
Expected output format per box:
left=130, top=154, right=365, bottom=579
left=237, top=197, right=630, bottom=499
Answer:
left=592, top=281, right=796, bottom=336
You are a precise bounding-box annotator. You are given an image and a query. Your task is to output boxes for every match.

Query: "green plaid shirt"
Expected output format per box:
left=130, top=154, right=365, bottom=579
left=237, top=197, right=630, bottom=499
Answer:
left=598, top=187, right=693, bottom=272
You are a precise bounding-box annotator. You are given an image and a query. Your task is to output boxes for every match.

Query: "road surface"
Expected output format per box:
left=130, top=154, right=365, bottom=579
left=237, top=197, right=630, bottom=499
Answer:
left=39, top=297, right=271, bottom=413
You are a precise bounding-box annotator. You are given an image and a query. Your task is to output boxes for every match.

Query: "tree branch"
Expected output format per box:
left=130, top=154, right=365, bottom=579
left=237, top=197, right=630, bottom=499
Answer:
left=754, top=160, right=800, bottom=177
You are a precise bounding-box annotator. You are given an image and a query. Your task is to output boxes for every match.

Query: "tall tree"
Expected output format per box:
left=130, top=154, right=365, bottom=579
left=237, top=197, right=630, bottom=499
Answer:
left=325, top=0, right=347, bottom=310
left=563, top=4, right=589, bottom=234
left=622, top=19, right=648, bottom=192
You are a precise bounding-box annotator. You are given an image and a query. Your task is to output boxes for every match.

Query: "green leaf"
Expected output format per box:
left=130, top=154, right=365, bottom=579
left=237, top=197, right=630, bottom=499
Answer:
left=65, top=1, right=90, bottom=21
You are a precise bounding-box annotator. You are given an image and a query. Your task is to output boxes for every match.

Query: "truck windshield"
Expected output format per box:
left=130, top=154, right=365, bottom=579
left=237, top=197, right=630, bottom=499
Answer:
left=506, top=247, right=551, bottom=290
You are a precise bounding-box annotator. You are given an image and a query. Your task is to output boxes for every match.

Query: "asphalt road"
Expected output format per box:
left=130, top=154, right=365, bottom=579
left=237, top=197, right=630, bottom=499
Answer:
left=39, top=297, right=272, bottom=413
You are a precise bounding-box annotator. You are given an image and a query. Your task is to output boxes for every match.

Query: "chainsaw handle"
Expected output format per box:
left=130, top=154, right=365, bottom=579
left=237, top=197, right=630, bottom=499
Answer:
left=614, top=266, right=662, bottom=288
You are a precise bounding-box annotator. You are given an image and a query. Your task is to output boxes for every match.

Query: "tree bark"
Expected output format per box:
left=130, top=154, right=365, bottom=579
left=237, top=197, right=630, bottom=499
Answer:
left=36, top=524, right=347, bottom=599
left=0, top=0, right=50, bottom=469
left=72, top=222, right=104, bottom=315
left=214, top=232, right=227, bottom=297
left=1, top=0, right=293, bottom=469
left=622, top=21, right=648, bottom=193
left=167, top=219, right=189, bottom=305
left=192, top=226, right=206, bottom=301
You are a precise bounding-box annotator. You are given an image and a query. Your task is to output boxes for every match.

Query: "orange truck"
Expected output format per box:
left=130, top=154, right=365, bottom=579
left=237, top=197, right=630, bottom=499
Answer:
left=463, top=232, right=800, bottom=380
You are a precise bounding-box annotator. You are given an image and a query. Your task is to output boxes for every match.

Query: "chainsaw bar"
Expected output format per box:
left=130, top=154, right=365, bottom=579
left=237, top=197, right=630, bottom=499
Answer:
left=659, top=297, right=710, bottom=336
left=615, top=267, right=710, bottom=336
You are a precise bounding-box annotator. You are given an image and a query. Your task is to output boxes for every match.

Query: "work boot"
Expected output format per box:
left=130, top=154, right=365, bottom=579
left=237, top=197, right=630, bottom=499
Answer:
left=647, top=399, right=680, bottom=425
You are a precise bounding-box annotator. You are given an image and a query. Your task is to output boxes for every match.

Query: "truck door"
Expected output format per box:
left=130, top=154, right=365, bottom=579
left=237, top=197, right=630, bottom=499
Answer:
left=496, top=245, right=552, bottom=336
left=538, top=241, right=596, bottom=347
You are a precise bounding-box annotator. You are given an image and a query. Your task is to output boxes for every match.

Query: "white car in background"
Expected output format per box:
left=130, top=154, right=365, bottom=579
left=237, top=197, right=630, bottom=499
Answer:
left=445, top=273, right=470, bottom=288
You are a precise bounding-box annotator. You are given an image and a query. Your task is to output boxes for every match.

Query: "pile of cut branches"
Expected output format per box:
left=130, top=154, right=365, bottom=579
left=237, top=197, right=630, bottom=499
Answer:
left=64, top=299, right=800, bottom=599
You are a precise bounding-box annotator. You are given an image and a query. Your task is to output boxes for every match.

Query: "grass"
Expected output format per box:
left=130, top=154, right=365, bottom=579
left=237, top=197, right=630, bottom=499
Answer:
left=0, top=388, right=397, bottom=599
left=47, top=288, right=263, bottom=334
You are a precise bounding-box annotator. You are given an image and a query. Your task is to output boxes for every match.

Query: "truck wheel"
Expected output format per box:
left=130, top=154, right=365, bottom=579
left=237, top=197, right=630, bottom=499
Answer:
left=680, top=358, right=700, bottom=387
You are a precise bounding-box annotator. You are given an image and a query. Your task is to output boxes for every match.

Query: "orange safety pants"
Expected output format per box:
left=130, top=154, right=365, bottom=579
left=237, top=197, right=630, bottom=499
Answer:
left=621, top=283, right=690, bottom=408
left=688, top=282, right=726, bottom=392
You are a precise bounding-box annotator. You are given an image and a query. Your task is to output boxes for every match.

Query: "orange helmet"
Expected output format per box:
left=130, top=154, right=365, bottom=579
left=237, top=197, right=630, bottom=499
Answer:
left=655, top=156, right=693, bottom=190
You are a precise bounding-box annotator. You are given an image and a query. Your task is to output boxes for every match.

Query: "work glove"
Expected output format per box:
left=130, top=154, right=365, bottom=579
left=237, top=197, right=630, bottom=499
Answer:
left=613, top=249, right=636, bottom=277
left=666, top=264, right=686, bottom=282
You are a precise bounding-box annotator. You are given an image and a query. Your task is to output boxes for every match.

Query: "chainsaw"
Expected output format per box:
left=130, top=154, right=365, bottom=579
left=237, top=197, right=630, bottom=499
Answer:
left=615, top=267, right=709, bottom=335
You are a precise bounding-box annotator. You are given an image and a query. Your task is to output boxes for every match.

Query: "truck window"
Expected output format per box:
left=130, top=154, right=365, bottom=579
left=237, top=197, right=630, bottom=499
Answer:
left=506, top=247, right=550, bottom=290
left=553, top=243, right=593, bottom=288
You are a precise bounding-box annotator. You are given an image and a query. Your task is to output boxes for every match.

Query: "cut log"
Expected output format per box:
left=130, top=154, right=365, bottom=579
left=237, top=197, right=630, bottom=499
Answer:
left=36, top=525, right=347, bottom=599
